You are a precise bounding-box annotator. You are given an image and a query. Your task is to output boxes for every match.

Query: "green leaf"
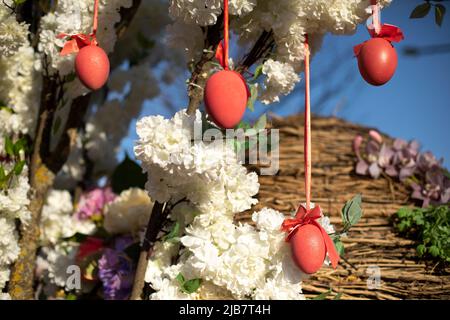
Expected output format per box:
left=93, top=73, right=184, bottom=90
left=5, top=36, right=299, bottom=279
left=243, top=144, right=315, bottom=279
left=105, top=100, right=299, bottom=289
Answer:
left=13, top=160, right=25, bottom=176
left=181, top=278, right=202, bottom=294
left=0, top=166, right=6, bottom=182
left=5, top=136, right=14, bottom=157
left=13, top=0, right=27, bottom=5
left=13, top=137, right=28, bottom=156
left=312, top=289, right=332, bottom=300
left=247, top=84, right=258, bottom=111
left=410, top=3, right=431, bottom=19
left=416, top=244, right=426, bottom=257
left=0, top=106, right=14, bottom=114
left=176, top=273, right=202, bottom=294
left=65, top=293, right=77, bottom=300
left=111, top=154, right=147, bottom=193
left=65, top=73, right=77, bottom=82
left=63, top=232, right=89, bottom=243
left=341, top=194, right=363, bottom=230
left=176, top=273, right=185, bottom=285
left=333, top=237, right=345, bottom=256
left=252, top=64, right=263, bottom=81
left=162, top=222, right=180, bottom=243
left=429, top=245, right=440, bottom=257
left=334, top=292, right=343, bottom=300
left=435, top=4, right=446, bottom=26
left=254, top=113, right=267, bottom=131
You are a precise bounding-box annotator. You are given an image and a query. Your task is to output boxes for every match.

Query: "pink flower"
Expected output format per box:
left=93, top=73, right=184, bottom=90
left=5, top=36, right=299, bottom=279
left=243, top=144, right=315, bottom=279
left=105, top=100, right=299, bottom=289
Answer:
left=75, top=187, right=116, bottom=220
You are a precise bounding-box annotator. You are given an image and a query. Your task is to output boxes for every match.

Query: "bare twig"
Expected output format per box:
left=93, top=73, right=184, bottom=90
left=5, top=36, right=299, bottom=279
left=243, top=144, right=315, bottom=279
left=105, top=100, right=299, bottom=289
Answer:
left=130, top=201, right=166, bottom=300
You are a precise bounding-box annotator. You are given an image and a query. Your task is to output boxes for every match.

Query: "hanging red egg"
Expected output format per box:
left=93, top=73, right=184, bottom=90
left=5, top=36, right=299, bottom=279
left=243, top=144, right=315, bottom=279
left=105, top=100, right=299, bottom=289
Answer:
left=204, top=70, right=248, bottom=129
left=75, top=45, right=110, bottom=91
left=357, top=38, right=398, bottom=86
left=290, top=224, right=326, bottom=274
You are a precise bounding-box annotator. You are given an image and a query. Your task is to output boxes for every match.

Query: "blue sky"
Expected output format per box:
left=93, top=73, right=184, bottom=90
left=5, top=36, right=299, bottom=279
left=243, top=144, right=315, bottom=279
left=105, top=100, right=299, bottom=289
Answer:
left=122, top=0, right=450, bottom=167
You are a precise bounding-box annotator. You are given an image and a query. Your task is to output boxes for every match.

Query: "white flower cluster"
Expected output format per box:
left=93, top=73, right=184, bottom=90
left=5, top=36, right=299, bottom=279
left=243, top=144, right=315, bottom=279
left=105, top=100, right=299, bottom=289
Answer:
left=146, top=206, right=309, bottom=300
left=166, top=0, right=391, bottom=103
left=0, top=3, right=38, bottom=295
left=36, top=242, right=80, bottom=295
left=135, top=109, right=259, bottom=215
left=0, top=2, right=29, bottom=57
left=136, top=110, right=334, bottom=299
left=40, top=190, right=96, bottom=245
left=104, top=188, right=153, bottom=235
left=38, top=0, right=133, bottom=77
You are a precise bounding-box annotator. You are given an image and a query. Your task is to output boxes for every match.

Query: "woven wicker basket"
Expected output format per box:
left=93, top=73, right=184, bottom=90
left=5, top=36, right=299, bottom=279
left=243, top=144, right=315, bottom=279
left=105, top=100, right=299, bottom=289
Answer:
left=235, top=114, right=450, bottom=300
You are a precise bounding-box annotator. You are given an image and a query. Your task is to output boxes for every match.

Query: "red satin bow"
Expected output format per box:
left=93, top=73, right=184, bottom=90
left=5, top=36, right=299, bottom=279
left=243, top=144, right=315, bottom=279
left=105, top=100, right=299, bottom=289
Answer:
left=281, top=204, right=340, bottom=269
left=57, top=0, right=99, bottom=56
left=57, top=33, right=97, bottom=56
left=354, top=23, right=405, bottom=57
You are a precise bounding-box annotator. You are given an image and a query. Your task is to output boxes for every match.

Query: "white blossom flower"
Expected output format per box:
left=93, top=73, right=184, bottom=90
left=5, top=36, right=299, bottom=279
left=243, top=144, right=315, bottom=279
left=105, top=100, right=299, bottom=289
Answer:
left=104, top=188, right=153, bottom=235
left=40, top=190, right=95, bottom=245
left=260, top=59, right=300, bottom=104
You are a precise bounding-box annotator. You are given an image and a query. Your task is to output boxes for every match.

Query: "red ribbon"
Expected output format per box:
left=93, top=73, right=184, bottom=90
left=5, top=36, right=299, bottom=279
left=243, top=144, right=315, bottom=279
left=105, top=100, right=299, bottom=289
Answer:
left=57, top=0, right=99, bottom=56
left=281, top=204, right=340, bottom=269
left=215, top=0, right=229, bottom=70
left=354, top=1, right=404, bottom=57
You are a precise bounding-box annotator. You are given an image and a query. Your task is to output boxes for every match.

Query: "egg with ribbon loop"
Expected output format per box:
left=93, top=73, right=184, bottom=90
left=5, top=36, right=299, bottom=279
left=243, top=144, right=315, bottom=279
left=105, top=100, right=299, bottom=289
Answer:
left=281, top=205, right=340, bottom=275
left=290, top=224, right=326, bottom=274
left=354, top=24, right=404, bottom=86
left=204, top=70, right=249, bottom=129
left=75, top=45, right=110, bottom=91
left=356, top=38, right=398, bottom=86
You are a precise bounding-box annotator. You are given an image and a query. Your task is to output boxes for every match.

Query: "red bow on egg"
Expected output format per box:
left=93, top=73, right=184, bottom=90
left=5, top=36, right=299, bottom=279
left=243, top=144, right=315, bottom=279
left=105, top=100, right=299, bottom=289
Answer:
left=353, top=23, right=404, bottom=57
left=281, top=204, right=340, bottom=273
left=57, top=32, right=98, bottom=56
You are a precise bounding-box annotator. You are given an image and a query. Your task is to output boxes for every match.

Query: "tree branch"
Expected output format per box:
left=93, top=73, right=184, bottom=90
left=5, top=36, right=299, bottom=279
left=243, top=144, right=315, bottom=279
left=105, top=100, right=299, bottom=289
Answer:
left=186, top=18, right=223, bottom=115
left=8, top=0, right=143, bottom=299
left=130, top=201, right=166, bottom=300
left=235, top=30, right=274, bottom=73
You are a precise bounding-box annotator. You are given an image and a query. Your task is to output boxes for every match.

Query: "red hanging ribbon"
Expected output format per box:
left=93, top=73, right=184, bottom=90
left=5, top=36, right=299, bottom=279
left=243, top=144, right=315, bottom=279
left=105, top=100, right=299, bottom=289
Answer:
left=354, top=1, right=404, bottom=56
left=281, top=204, right=340, bottom=269
left=281, top=34, right=340, bottom=270
left=57, top=0, right=99, bottom=56
left=215, top=0, right=229, bottom=70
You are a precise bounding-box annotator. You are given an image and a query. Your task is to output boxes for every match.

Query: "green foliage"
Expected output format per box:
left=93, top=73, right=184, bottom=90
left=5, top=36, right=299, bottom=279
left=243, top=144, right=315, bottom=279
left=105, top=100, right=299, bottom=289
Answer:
left=0, top=135, right=29, bottom=190
left=111, top=154, right=147, bottom=193
left=0, top=106, right=13, bottom=113
left=176, top=273, right=202, bottom=294
left=331, top=194, right=364, bottom=257
left=435, top=4, right=446, bottom=26
left=162, top=221, right=180, bottom=243
left=247, top=83, right=258, bottom=111
left=410, top=1, right=447, bottom=27
left=341, top=193, right=363, bottom=232
left=232, top=114, right=268, bottom=153
left=410, top=2, right=432, bottom=18
left=395, top=205, right=450, bottom=263
left=311, top=288, right=342, bottom=300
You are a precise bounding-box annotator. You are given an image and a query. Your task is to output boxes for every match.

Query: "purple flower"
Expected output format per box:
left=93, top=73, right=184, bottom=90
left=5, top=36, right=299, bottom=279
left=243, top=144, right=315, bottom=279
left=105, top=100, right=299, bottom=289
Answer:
left=98, top=248, right=134, bottom=300
left=417, top=152, right=442, bottom=172
left=75, top=187, right=116, bottom=220
left=411, top=167, right=450, bottom=207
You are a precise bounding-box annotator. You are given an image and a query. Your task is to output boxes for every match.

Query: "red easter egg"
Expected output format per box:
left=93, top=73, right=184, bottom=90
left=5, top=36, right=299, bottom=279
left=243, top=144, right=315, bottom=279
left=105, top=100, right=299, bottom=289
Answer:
left=204, top=70, right=248, bottom=129
left=75, top=45, right=110, bottom=91
left=290, top=224, right=326, bottom=274
left=357, top=38, right=398, bottom=86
